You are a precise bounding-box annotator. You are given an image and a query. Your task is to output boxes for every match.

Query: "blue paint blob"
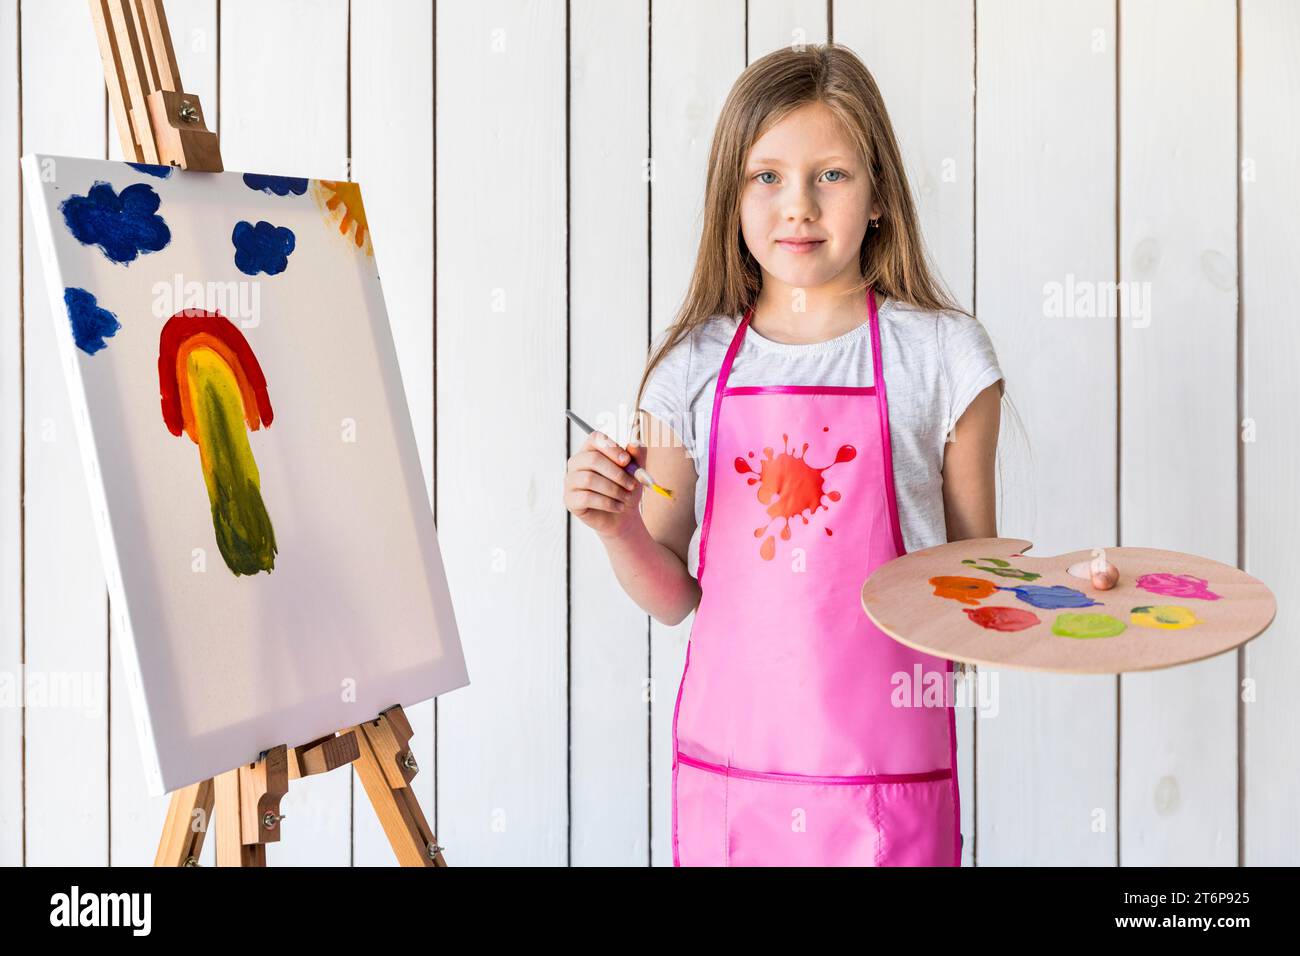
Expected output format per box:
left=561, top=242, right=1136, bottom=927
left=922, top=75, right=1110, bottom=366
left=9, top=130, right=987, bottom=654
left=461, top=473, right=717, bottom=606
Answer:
left=997, top=584, right=1102, bottom=610
left=63, top=287, right=121, bottom=355
left=127, top=162, right=174, bottom=178
left=242, top=173, right=309, bottom=196
left=232, top=220, right=296, bottom=275
left=60, top=181, right=171, bottom=264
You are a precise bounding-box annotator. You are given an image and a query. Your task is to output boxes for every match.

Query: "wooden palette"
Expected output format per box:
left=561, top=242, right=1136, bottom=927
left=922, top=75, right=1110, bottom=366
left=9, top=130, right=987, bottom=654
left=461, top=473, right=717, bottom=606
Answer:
left=860, top=538, right=1276, bottom=674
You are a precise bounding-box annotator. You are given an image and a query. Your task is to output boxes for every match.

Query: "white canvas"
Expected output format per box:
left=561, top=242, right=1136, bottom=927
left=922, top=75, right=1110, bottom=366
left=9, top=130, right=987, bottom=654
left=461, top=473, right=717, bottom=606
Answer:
left=20, top=153, right=469, bottom=796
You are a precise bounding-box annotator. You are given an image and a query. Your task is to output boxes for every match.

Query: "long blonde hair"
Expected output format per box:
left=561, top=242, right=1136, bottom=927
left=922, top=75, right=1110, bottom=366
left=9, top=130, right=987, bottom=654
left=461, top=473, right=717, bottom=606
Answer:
left=632, top=42, right=970, bottom=438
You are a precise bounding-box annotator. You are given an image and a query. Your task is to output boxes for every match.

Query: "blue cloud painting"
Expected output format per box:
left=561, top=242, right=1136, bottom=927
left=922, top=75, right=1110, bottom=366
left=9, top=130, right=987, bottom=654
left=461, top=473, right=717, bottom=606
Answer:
left=64, top=287, right=121, bottom=355
left=242, top=173, right=309, bottom=196
left=127, top=162, right=174, bottom=178
left=232, top=220, right=296, bottom=275
left=60, top=181, right=171, bottom=265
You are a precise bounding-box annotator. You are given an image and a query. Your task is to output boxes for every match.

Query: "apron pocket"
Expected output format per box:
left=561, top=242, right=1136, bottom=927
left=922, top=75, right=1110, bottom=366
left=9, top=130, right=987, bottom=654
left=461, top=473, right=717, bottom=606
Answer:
left=676, top=752, right=956, bottom=867
left=871, top=775, right=958, bottom=866
left=673, top=758, right=728, bottom=866
left=725, top=772, right=880, bottom=866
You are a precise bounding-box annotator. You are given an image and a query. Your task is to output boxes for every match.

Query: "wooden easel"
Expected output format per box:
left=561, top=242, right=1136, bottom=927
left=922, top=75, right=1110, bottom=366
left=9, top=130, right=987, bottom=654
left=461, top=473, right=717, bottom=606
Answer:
left=87, top=0, right=447, bottom=867
left=89, top=0, right=220, bottom=170
left=155, top=706, right=446, bottom=867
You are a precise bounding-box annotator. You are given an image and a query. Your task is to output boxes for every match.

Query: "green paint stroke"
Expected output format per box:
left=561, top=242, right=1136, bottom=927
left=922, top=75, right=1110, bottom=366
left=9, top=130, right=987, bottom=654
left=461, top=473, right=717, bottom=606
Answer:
left=962, top=556, right=1041, bottom=581
left=197, top=377, right=278, bottom=575
left=1052, top=612, right=1126, bottom=639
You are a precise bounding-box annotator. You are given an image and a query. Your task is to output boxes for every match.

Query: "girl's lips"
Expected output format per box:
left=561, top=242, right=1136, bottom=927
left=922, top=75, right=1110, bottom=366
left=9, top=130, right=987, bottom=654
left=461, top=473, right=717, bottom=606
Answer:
left=777, top=239, right=825, bottom=254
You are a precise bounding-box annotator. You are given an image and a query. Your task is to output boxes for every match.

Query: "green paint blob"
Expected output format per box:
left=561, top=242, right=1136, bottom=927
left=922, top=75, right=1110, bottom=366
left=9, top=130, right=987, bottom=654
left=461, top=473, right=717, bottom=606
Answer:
left=1051, top=612, right=1126, bottom=639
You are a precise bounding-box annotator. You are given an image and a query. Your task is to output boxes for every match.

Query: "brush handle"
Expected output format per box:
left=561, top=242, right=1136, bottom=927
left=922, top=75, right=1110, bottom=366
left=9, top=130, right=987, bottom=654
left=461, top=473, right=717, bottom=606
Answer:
left=565, top=411, right=656, bottom=488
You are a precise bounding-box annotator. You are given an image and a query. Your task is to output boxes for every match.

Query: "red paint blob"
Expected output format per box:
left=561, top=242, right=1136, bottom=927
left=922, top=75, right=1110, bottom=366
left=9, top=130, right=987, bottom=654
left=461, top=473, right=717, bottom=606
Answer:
left=962, top=606, right=1041, bottom=632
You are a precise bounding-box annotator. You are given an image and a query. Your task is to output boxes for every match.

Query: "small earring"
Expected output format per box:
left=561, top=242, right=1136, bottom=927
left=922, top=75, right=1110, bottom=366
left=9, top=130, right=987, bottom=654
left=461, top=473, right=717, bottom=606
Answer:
left=869, top=218, right=881, bottom=229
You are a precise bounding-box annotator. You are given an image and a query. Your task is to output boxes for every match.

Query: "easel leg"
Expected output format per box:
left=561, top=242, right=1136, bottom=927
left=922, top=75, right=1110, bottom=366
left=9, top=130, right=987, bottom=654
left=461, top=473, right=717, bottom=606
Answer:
left=351, top=707, right=446, bottom=866
left=213, top=745, right=288, bottom=867
left=214, top=768, right=262, bottom=866
left=155, top=779, right=213, bottom=866
left=155, top=713, right=440, bottom=867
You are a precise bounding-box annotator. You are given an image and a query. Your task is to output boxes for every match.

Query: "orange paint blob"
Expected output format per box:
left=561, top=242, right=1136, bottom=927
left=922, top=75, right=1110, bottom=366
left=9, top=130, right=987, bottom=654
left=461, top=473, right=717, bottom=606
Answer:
left=929, top=575, right=999, bottom=605
left=735, top=433, right=855, bottom=561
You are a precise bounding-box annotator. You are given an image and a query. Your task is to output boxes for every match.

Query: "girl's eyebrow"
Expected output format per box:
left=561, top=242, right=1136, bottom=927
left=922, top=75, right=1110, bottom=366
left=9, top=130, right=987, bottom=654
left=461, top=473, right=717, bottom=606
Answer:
left=748, top=155, right=850, bottom=166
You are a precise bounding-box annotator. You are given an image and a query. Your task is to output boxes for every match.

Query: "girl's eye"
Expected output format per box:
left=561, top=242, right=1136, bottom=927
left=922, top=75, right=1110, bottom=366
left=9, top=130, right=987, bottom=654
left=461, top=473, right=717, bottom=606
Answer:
left=752, top=169, right=846, bottom=185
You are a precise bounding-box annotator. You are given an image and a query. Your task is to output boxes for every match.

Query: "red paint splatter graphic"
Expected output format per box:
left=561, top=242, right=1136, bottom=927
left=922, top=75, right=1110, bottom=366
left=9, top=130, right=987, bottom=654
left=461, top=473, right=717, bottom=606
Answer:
left=962, top=606, right=1041, bottom=632
left=734, top=433, right=855, bottom=561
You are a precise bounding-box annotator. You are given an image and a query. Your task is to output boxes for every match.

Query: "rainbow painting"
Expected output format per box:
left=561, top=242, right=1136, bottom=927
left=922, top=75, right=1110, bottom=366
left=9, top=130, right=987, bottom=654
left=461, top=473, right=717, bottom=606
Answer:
left=21, top=152, right=469, bottom=797
left=158, top=309, right=277, bottom=576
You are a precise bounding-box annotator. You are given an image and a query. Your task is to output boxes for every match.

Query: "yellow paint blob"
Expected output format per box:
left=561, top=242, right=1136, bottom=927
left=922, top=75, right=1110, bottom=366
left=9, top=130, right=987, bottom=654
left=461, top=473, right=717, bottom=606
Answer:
left=1130, top=605, right=1201, bottom=630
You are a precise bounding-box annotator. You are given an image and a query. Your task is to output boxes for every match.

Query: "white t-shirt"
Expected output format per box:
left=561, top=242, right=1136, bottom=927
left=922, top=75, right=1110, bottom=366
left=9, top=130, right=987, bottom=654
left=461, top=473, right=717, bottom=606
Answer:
left=637, top=296, right=1004, bottom=578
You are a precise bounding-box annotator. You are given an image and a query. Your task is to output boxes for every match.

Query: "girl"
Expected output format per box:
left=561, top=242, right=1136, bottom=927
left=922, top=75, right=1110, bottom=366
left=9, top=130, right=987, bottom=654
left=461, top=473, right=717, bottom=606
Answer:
left=564, top=43, right=1007, bottom=866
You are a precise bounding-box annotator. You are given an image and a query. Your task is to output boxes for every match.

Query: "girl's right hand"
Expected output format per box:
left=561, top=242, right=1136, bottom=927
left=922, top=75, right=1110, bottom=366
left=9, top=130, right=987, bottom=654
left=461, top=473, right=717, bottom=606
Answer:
left=565, top=430, right=645, bottom=539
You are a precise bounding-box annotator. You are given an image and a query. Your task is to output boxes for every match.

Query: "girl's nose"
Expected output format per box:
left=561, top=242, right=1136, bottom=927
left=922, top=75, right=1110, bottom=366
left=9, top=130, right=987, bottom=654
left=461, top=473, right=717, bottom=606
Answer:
left=782, top=186, right=819, bottom=221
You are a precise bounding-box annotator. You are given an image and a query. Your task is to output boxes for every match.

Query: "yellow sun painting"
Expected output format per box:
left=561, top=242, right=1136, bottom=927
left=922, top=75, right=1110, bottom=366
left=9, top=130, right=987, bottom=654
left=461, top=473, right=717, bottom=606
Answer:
left=311, top=179, right=373, bottom=255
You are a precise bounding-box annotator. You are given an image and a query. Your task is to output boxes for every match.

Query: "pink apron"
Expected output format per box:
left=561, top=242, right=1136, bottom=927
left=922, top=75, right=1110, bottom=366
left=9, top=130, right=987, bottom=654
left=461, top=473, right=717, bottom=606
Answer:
left=671, top=287, right=961, bottom=866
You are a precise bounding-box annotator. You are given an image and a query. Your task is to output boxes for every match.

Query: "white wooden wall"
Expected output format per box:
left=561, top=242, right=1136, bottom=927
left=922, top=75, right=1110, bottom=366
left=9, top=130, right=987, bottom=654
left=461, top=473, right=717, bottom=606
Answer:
left=1, top=0, right=1295, bottom=866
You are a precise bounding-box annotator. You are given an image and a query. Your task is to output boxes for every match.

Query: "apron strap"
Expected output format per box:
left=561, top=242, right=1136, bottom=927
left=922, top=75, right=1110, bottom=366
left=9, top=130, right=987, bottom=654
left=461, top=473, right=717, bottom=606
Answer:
left=866, top=287, right=907, bottom=556
left=717, top=305, right=752, bottom=395
left=699, top=307, right=753, bottom=585
left=866, top=287, right=883, bottom=390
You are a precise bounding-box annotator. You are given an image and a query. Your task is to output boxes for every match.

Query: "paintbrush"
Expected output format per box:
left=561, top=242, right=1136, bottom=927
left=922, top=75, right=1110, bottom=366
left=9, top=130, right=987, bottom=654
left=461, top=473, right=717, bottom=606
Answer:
left=566, top=410, right=674, bottom=500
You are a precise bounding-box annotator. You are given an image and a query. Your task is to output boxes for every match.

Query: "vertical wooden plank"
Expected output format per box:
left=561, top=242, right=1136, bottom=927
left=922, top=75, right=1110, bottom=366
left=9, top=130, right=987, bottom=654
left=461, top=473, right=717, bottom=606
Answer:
left=1119, top=0, right=1238, bottom=866
left=349, top=0, right=435, bottom=866
left=569, top=0, right=650, bottom=866
left=1241, top=0, right=1300, bottom=867
left=221, top=0, right=349, bottom=180
left=747, top=0, right=825, bottom=59
left=436, top=0, right=566, bottom=865
left=19, top=0, right=110, bottom=865
left=0, top=0, right=20, bottom=867
left=221, top=0, right=351, bottom=866
left=648, top=0, right=746, bottom=867
left=105, top=0, right=218, bottom=868
left=837, top=0, right=974, bottom=864
left=164, top=2, right=218, bottom=118
left=976, top=0, right=1118, bottom=865
left=837, top=1, right=972, bottom=312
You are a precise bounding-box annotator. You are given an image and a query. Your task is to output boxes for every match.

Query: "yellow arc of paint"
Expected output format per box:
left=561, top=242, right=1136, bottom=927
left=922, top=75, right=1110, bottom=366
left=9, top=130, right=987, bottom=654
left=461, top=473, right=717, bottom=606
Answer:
left=188, top=348, right=262, bottom=499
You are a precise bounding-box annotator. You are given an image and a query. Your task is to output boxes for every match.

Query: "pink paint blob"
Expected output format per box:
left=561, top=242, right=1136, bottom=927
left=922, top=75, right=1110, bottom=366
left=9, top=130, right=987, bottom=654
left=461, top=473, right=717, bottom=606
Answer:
left=1136, top=572, right=1221, bottom=601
